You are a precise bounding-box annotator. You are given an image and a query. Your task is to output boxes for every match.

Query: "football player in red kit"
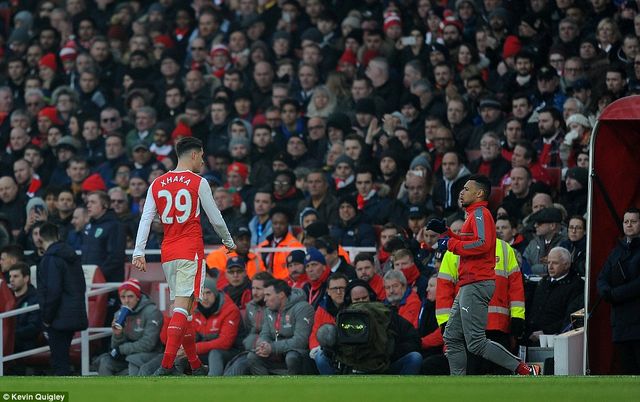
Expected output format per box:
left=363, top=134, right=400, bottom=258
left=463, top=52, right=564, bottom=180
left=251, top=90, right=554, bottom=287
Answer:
left=133, top=137, right=236, bottom=375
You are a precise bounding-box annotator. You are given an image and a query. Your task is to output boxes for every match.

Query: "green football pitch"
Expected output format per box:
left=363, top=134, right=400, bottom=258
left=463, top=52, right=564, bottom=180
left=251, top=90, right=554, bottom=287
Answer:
left=1, top=376, right=639, bottom=402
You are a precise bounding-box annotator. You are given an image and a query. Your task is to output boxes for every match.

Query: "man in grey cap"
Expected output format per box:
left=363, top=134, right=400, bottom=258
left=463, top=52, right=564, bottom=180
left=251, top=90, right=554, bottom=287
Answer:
left=468, top=96, right=505, bottom=150
left=523, top=207, right=567, bottom=276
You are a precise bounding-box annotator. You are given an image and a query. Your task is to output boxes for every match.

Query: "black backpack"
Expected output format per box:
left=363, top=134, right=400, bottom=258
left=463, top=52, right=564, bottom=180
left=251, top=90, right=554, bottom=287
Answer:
left=334, top=302, right=394, bottom=373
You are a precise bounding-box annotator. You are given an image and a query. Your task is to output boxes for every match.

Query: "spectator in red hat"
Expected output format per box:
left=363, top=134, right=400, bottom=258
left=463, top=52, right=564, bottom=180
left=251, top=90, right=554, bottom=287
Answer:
left=225, top=162, right=254, bottom=211
left=38, top=53, right=62, bottom=97
left=210, top=44, right=231, bottom=79
left=59, top=46, right=77, bottom=74
left=82, top=173, right=107, bottom=194
left=442, top=20, right=463, bottom=51
left=337, top=49, right=357, bottom=79
left=383, top=13, right=403, bottom=41
left=97, top=278, right=163, bottom=375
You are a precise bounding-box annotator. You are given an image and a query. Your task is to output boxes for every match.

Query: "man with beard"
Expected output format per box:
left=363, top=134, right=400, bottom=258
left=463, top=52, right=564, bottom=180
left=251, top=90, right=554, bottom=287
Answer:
left=442, top=20, right=463, bottom=52
left=354, top=252, right=386, bottom=301
left=223, top=256, right=252, bottom=313
left=9, top=262, right=41, bottom=354
left=247, top=279, right=314, bottom=375
left=534, top=107, right=565, bottom=168
left=427, top=174, right=539, bottom=375
left=285, top=250, right=308, bottom=289
left=378, top=151, right=403, bottom=199
left=500, top=52, right=536, bottom=101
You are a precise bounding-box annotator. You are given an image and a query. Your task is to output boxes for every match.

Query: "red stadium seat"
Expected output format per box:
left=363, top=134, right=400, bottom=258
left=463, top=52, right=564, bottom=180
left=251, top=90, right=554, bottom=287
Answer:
left=0, top=279, right=16, bottom=358
left=488, top=186, right=505, bottom=213
left=544, top=167, right=563, bottom=191
left=126, top=262, right=169, bottom=309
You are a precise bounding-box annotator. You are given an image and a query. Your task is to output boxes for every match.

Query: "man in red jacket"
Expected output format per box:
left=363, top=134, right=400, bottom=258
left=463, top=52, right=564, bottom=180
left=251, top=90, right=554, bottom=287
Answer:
left=309, top=272, right=349, bottom=374
left=193, top=278, right=242, bottom=376
left=353, top=252, right=385, bottom=301
left=427, top=174, right=539, bottom=375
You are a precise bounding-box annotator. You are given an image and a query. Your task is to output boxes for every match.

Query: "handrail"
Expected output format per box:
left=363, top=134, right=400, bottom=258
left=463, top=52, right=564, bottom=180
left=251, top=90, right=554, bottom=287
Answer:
left=0, top=282, right=121, bottom=376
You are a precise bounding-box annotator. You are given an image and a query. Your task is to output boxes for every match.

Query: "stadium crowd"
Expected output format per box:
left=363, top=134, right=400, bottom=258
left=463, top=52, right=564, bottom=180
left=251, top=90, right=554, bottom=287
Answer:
left=0, top=0, right=638, bottom=375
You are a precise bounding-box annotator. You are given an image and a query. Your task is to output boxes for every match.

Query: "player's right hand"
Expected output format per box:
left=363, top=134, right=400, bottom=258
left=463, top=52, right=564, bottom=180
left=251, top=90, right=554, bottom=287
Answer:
left=223, top=241, right=236, bottom=254
left=132, top=256, right=147, bottom=272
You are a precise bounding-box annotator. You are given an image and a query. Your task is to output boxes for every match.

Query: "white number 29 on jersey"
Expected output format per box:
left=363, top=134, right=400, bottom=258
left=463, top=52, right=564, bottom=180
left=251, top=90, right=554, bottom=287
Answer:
left=157, top=189, right=199, bottom=224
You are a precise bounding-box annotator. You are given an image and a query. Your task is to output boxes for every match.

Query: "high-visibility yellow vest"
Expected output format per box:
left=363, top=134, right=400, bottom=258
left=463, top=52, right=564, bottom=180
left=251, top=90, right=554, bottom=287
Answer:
left=435, top=239, right=525, bottom=333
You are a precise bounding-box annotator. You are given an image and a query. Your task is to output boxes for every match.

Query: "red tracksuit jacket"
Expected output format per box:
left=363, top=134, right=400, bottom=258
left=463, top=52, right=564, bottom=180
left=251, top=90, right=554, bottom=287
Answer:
left=446, top=201, right=496, bottom=286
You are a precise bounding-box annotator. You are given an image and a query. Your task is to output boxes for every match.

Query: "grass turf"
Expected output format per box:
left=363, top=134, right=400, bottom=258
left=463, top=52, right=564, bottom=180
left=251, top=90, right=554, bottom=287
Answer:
left=1, top=376, right=639, bottom=402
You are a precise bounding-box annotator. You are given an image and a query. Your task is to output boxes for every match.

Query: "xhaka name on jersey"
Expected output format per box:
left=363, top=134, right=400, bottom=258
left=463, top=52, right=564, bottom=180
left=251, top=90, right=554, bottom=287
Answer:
left=160, top=174, right=192, bottom=187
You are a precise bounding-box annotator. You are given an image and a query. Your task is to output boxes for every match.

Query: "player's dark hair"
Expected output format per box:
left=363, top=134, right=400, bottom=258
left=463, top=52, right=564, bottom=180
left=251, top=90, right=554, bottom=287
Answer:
left=175, top=137, right=203, bottom=158
left=353, top=252, right=375, bottom=265
left=315, top=235, right=337, bottom=254
left=0, top=244, right=23, bottom=260
left=328, top=272, right=349, bottom=285
left=265, top=279, right=291, bottom=297
left=269, top=205, right=291, bottom=221
left=468, top=174, right=492, bottom=200
left=39, top=222, right=60, bottom=242
left=253, top=271, right=274, bottom=282
left=8, top=262, right=30, bottom=277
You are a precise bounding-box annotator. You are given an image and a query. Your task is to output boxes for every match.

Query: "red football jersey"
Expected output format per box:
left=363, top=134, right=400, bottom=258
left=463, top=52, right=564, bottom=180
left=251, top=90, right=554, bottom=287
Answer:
left=150, top=170, right=204, bottom=263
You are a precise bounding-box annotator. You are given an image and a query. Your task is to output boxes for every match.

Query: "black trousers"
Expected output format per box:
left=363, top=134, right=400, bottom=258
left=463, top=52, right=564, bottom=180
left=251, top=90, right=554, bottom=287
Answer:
left=617, top=340, right=640, bottom=374
left=47, top=328, right=75, bottom=376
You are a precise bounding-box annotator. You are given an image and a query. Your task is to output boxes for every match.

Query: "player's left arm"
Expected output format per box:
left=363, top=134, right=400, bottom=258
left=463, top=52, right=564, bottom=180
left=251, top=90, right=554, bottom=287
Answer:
left=448, top=208, right=493, bottom=256
left=199, top=178, right=235, bottom=251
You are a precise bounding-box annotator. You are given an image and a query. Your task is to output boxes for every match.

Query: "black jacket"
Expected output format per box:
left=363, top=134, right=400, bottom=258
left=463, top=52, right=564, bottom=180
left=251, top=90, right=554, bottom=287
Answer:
left=14, top=284, right=42, bottom=352
left=330, top=214, right=377, bottom=248
left=81, top=210, right=126, bottom=282
left=597, top=237, right=640, bottom=342
left=37, top=242, right=88, bottom=331
left=389, top=308, right=421, bottom=362
left=528, top=270, right=583, bottom=337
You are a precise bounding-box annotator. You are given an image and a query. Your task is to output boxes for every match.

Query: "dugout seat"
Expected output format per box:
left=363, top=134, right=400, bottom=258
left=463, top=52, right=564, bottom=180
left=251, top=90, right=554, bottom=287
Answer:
left=126, top=262, right=168, bottom=310
left=0, top=278, right=16, bottom=358
left=488, top=186, right=505, bottom=213
left=544, top=167, right=563, bottom=192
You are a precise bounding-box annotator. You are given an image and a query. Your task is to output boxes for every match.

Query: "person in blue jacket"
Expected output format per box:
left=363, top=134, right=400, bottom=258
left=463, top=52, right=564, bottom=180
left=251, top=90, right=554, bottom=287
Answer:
left=81, top=191, right=126, bottom=282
